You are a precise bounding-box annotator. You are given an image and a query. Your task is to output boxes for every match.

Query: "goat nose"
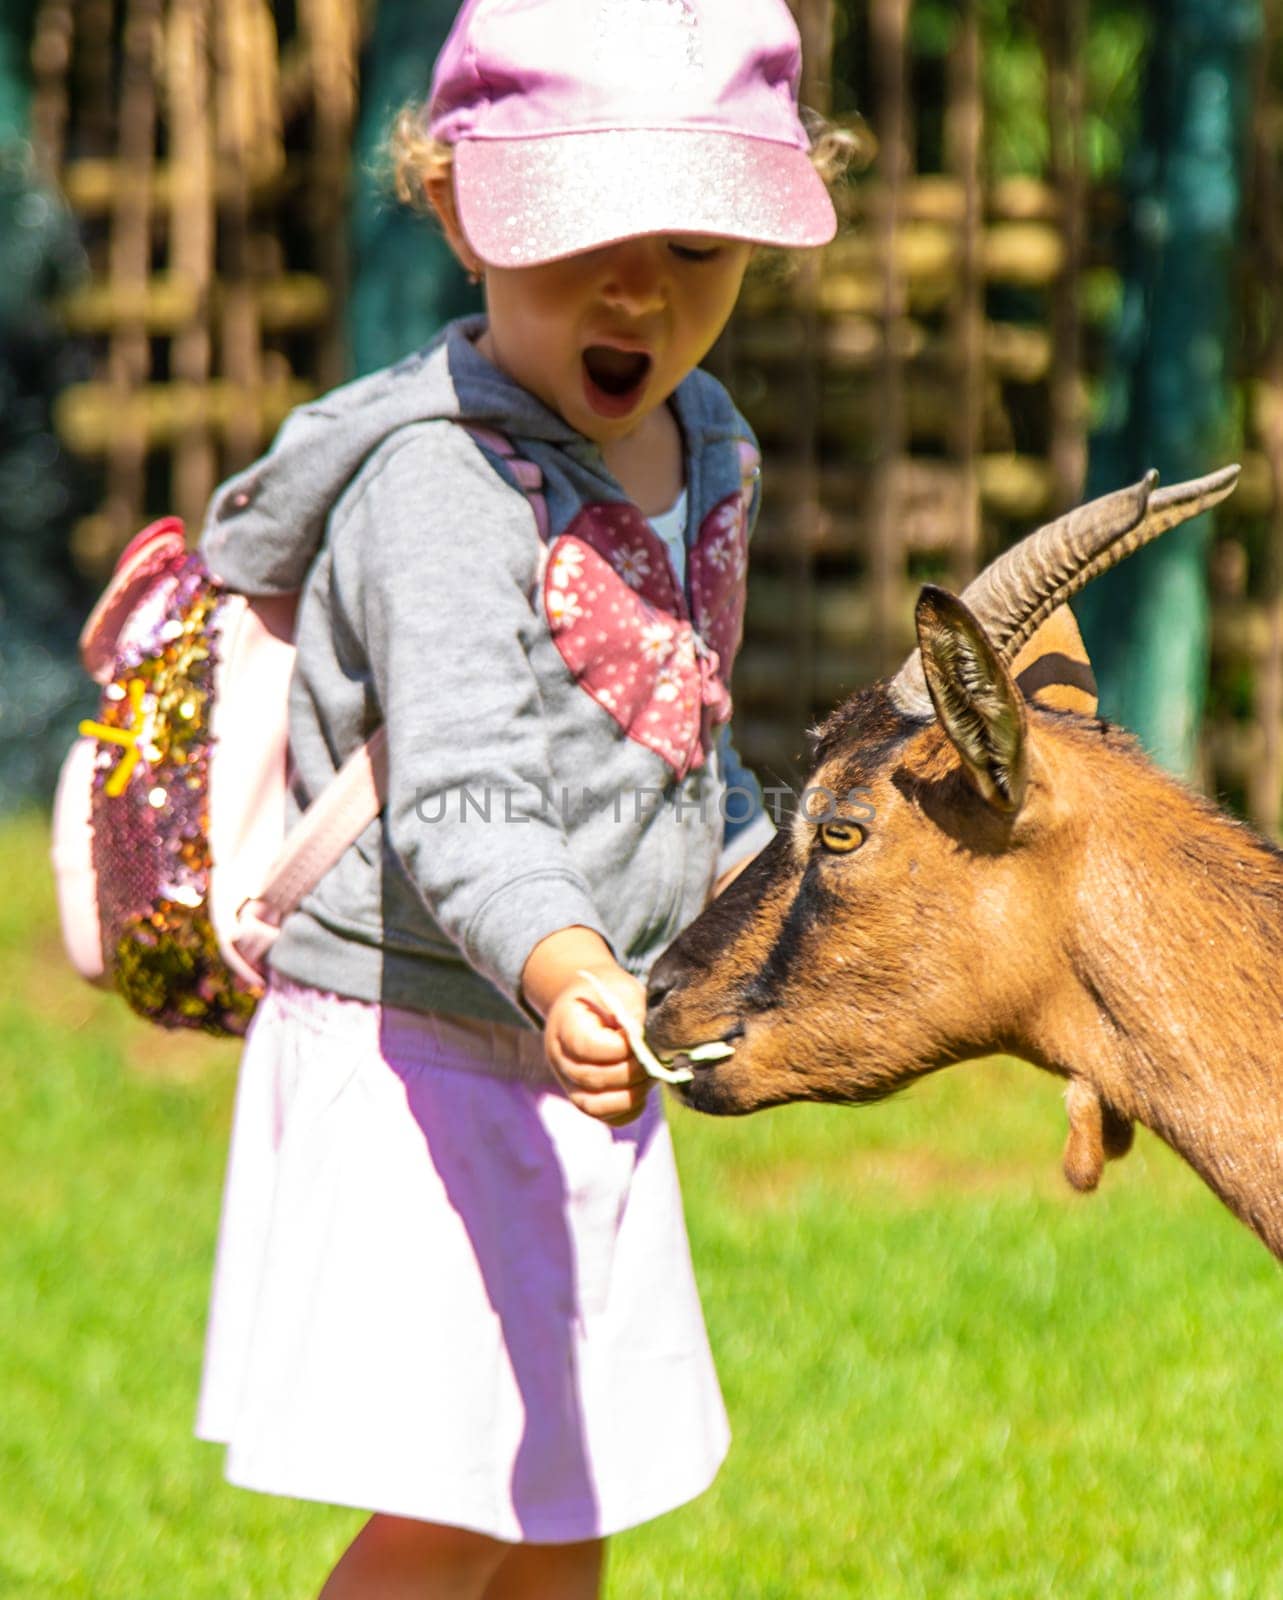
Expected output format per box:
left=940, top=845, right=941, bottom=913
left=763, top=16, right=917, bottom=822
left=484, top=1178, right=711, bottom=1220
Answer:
left=645, top=975, right=672, bottom=1012
left=646, top=951, right=681, bottom=1012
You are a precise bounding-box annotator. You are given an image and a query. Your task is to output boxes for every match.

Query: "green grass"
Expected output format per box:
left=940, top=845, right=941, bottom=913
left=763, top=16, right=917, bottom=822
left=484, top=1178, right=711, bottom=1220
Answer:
left=3, top=811, right=1281, bottom=1598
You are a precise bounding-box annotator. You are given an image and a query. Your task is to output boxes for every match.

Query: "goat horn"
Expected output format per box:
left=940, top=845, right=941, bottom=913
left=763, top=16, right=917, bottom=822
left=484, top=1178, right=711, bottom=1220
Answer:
left=888, top=463, right=1241, bottom=716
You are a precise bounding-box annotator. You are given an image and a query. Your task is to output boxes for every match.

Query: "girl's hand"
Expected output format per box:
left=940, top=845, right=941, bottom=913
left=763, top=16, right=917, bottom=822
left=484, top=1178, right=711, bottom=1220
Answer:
left=520, top=927, right=652, bottom=1125
left=545, top=964, right=652, bottom=1125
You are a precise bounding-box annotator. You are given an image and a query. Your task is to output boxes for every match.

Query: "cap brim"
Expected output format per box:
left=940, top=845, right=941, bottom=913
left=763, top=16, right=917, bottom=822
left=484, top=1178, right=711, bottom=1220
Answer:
left=454, top=128, right=837, bottom=268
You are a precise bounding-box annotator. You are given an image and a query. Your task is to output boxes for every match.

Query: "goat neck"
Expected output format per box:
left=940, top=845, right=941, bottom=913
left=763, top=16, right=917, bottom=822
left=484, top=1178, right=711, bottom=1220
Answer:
left=1029, top=721, right=1283, bottom=1256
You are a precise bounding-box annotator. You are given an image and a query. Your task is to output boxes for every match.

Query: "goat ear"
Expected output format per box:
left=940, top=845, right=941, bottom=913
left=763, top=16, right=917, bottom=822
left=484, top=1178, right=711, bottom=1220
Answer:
left=915, top=585, right=1029, bottom=813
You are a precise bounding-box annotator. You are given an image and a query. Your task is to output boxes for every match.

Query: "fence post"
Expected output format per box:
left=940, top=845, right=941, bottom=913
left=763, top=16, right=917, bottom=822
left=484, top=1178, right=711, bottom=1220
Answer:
left=1075, top=0, right=1261, bottom=778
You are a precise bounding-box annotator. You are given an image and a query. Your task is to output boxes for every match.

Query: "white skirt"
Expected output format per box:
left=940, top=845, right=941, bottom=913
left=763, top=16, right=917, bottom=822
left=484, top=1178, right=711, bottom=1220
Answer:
left=195, top=976, right=730, bottom=1544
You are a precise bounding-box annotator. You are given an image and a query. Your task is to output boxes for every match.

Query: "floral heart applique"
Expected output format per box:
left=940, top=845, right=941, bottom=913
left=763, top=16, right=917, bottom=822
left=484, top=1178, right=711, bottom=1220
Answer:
left=543, top=493, right=749, bottom=779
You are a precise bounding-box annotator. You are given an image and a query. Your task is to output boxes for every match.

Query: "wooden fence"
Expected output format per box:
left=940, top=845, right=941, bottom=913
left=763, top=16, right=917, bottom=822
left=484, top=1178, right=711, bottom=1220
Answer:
left=728, top=0, right=1283, bottom=833
left=28, top=0, right=1283, bottom=832
left=30, top=0, right=358, bottom=573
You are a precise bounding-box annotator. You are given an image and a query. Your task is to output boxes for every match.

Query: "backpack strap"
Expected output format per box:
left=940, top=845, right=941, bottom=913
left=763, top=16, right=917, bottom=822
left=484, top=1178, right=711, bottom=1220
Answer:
left=737, top=438, right=761, bottom=523
left=465, top=424, right=550, bottom=541
left=232, top=725, right=390, bottom=975
left=232, top=428, right=546, bottom=974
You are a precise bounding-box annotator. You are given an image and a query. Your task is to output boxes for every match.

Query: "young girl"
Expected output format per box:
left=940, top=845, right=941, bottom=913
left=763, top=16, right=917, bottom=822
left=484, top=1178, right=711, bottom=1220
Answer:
left=195, top=1, right=841, bottom=1594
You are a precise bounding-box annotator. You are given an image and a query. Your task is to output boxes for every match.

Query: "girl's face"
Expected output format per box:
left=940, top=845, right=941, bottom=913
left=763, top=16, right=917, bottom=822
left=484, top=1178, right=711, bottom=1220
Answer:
left=476, top=233, right=753, bottom=445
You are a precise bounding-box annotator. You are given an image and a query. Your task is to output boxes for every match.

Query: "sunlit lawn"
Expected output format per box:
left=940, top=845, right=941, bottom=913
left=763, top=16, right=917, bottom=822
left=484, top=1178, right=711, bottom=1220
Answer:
left=2, top=810, right=1281, bottom=1598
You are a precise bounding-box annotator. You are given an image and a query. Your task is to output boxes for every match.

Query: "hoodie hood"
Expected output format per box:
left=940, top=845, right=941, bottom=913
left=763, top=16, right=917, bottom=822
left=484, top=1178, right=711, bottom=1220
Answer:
left=201, top=316, right=586, bottom=596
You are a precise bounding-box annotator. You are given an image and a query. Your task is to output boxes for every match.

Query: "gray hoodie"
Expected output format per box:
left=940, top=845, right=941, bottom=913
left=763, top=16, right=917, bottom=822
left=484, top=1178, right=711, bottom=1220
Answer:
left=201, top=316, right=774, bottom=1029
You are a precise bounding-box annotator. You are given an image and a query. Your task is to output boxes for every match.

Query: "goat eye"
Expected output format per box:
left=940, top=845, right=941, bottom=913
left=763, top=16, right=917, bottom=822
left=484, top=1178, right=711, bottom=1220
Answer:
left=819, top=821, right=865, bottom=854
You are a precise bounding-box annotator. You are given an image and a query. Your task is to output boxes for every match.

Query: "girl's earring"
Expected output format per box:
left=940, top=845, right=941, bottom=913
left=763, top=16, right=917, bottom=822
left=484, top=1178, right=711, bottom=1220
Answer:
left=468, top=267, right=484, bottom=286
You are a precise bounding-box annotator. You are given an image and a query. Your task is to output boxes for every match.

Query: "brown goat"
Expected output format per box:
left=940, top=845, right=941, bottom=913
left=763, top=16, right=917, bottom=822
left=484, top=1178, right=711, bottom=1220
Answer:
left=644, top=465, right=1283, bottom=1260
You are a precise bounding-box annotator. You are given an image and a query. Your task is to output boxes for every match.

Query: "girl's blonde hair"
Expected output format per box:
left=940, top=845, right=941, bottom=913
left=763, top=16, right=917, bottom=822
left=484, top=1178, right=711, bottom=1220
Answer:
left=388, top=110, right=455, bottom=211
left=802, top=108, right=875, bottom=188
left=386, top=105, right=871, bottom=218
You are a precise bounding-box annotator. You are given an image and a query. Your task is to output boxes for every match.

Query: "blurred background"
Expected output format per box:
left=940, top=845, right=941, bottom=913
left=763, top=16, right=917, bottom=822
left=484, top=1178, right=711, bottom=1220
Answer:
left=5, top=7, right=1283, bottom=1597
left=1, top=0, right=1279, bottom=821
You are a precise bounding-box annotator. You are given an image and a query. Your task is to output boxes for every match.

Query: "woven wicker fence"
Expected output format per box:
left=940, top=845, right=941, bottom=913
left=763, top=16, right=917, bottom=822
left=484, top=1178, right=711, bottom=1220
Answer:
left=726, top=0, right=1283, bottom=837
left=30, top=0, right=1283, bottom=832
left=31, top=0, right=359, bottom=573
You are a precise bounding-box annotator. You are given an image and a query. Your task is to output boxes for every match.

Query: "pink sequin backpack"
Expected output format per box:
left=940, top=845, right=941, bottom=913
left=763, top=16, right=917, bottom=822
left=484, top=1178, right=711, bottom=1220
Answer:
left=49, top=519, right=385, bottom=1036
left=50, top=430, right=548, bottom=1036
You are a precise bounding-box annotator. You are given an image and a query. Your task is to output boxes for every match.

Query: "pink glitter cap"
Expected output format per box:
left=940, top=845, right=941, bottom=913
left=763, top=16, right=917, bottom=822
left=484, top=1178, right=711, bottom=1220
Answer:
left=428, top=0, right=838, bottom=267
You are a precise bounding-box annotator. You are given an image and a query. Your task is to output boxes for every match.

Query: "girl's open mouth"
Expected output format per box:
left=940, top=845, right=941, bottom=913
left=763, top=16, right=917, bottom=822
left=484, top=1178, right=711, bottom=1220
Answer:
left=582, top=345, right=652, bottom=418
